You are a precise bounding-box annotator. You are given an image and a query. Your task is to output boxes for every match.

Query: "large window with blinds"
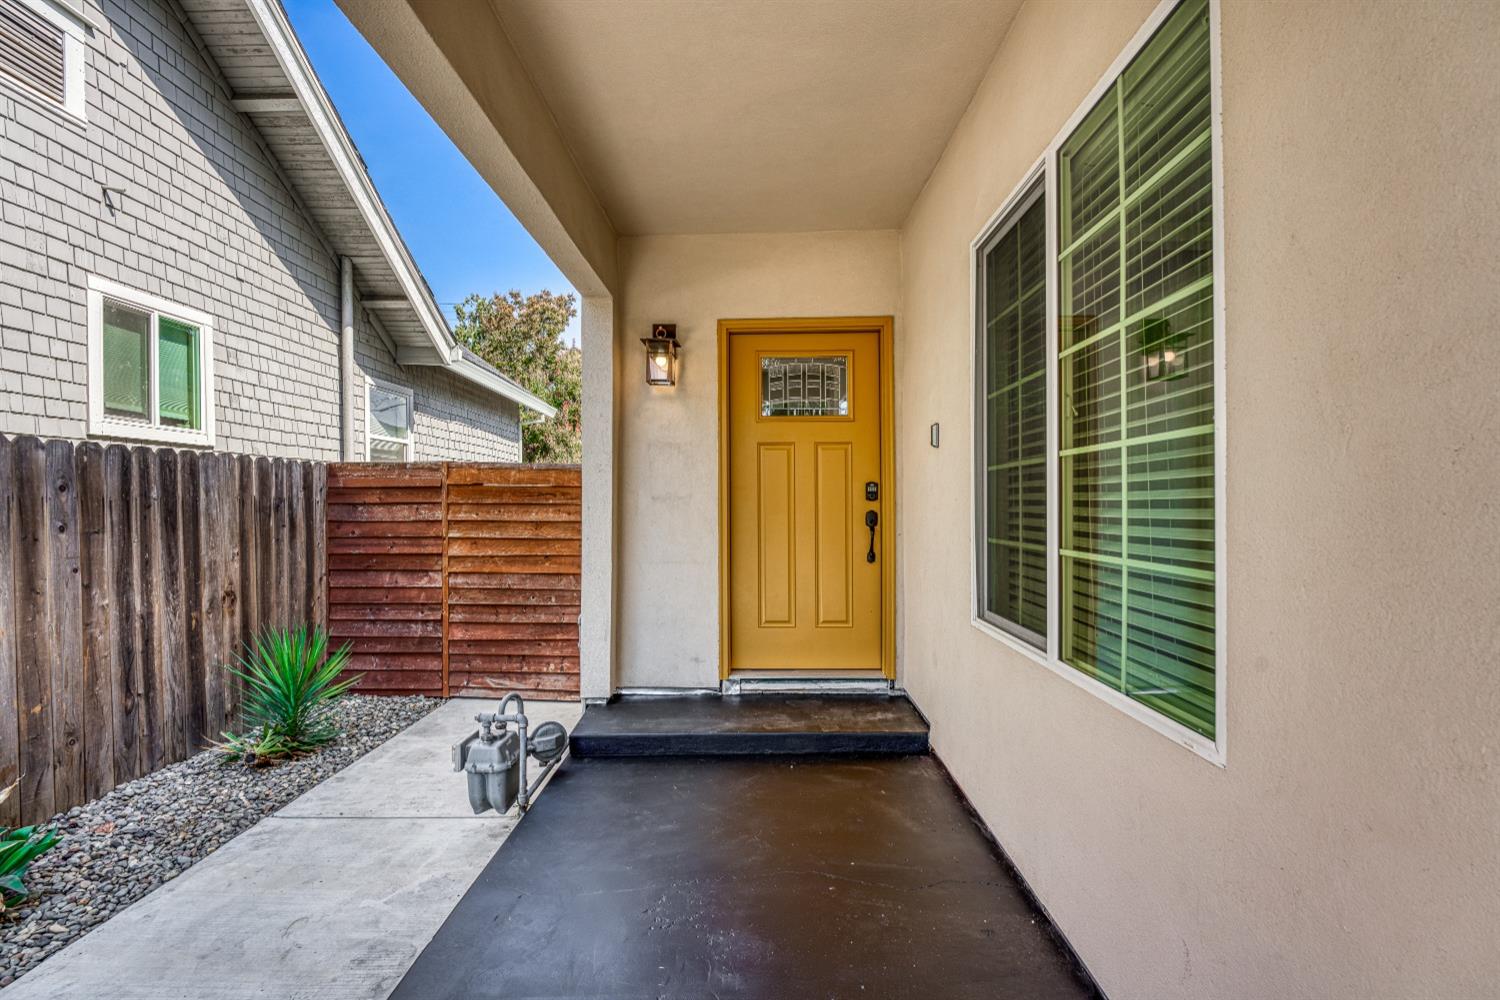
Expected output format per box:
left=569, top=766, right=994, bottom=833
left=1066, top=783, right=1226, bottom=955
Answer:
left=86, top=276, right=215, bottom=447
left=972, top=0, right=1220, bottom=755
left=976, top=181, right=1048, bottom=647
left=1058, top=0, right=1216, bottom=739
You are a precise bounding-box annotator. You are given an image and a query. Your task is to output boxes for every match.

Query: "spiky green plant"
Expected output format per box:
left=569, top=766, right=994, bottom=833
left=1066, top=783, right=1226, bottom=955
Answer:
left=214, top=627, right=360, bottom=764
left=0, top=781, right=58, bottom=909
left=211, top=726, right=295, bottom=767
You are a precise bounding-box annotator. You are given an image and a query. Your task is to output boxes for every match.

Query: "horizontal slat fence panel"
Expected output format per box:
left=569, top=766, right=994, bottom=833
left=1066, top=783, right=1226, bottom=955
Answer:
left=325, top=464, right=445, bottom=696
left=441, top=465, right=580, bottom=697
left=0, top=435, right=325, bottom=826
left=325, top=462, right=581, bottom=699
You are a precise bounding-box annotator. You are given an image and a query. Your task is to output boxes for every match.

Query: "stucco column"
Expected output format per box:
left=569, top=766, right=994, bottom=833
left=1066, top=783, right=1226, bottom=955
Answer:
left=578, top=294, right=618, bottom=700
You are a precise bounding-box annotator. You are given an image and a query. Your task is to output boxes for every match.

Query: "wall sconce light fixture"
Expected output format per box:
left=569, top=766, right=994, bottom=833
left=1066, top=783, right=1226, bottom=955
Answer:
left=641, top=323, right=679, bottom=386
left=1138, top=317, right=1186, bottom=382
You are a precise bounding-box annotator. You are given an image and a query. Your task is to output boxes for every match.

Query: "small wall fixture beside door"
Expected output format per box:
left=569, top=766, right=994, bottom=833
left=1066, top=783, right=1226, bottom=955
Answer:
left=642, top=323, right=680, bottom=385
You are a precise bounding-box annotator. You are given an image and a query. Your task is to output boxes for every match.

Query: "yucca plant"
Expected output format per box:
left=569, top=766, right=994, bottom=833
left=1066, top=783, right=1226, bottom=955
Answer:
left=214, top=626, right=360, bottom=764
left=0, top=781, right=58, bottom=910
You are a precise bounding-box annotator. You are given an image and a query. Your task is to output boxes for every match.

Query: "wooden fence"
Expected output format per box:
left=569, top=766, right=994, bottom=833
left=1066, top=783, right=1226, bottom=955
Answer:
left=0, top=435, right=326, bottom=827
left=325, top=463, right=580, bottom=699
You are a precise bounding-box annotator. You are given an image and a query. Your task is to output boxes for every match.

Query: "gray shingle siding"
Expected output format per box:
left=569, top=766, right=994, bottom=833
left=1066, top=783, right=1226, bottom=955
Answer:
left=355, top=331, right=522, bottom=463
left=0, top=0, right=521, bottom=461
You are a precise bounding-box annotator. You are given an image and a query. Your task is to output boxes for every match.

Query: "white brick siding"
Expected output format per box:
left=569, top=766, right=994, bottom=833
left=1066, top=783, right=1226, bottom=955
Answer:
left=0, top=0, right=521, bottom=462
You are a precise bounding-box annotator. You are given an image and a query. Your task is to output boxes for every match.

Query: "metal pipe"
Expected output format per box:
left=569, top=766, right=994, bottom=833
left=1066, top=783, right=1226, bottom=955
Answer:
left=494, top=694, right=530, bottom=810
left=339, top=256, right=355, bottom=461
left=524, top=753, right=563, bottom=804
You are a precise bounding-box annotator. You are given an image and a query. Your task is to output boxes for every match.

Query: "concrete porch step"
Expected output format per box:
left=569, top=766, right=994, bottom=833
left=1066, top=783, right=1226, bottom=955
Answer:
left=568, top=693, right=929, bottom=757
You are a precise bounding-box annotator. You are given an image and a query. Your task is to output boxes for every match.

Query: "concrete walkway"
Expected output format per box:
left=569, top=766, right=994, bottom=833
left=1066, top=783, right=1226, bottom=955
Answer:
left=1, top=697, right=581, bottom=1000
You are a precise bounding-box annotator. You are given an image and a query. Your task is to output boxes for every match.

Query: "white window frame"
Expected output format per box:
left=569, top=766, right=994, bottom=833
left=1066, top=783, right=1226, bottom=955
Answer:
left=0, top=0, right=89, bottom=121
left=365, top=378, right=415, bottom=462
left=967, top=0, right=1227, bottom=766
left=86, top=275, right=215, bottom=448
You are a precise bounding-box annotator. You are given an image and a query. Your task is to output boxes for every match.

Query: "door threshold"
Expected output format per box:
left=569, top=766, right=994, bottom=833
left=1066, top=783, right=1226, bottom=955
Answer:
left=723, top=670, right=895, bottom=695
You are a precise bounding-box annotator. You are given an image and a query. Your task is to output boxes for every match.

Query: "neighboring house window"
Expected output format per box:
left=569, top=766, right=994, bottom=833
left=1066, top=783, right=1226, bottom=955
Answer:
left=367, top=381, right=413, bottom=462
left=0, top=0, right=87, bottom=119
left=975, top=179, right=1047, bottom=648
left=86, top=276, right=214, bottom=447
left=972, top=0, right=1221, bottom=759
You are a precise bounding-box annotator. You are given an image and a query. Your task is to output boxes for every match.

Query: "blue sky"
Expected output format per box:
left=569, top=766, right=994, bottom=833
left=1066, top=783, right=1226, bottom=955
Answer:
left=282, top=0, right=580, bottom=345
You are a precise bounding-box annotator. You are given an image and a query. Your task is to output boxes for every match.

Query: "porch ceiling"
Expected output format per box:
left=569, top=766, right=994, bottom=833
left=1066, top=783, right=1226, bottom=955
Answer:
left=487, top=0, right=1023, bottom=236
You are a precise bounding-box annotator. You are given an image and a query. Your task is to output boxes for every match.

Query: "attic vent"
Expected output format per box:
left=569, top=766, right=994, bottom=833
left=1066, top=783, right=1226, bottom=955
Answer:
left=0, top=0, right=65, bottom=106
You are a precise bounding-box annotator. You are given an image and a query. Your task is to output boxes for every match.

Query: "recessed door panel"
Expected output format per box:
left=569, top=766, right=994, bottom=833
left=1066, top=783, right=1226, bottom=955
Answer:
left=728, top=329, right=882, bottom=671
left=757, top=443, right=795, bottom=627
left=815, top=442, right=853, bottom=627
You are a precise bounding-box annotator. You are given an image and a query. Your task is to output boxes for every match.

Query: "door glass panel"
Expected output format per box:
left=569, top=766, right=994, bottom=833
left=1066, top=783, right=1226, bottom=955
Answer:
left=760, top=355, right=848, bottom=417
left=102, top=299, right=150, bottom=420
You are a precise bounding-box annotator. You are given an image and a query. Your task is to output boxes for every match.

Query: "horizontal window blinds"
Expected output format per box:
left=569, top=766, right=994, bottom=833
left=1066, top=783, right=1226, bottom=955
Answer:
left=102, top=299, right=150, bottom=420
left=157, top=317, right=201, bottom=429
left=1058, top=0, right=1216, bottom=737
left=0, top=0, right=64, bottom=105
left=980, top=183, right=1048, bottom=644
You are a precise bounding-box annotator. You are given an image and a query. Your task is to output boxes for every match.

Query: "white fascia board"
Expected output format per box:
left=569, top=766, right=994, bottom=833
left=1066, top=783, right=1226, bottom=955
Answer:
left=245, top=0, right=453, bottom=365
left=449, top=356, right=557, bottom=418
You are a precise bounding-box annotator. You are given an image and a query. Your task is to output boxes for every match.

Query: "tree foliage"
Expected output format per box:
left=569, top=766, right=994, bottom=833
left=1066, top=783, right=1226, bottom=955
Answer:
left=453, top=290, right=581, bottom=463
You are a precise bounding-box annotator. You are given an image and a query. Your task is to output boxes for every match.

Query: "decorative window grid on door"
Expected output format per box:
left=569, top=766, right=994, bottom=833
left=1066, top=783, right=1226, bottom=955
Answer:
left=760, top=355, right=849, bottom=417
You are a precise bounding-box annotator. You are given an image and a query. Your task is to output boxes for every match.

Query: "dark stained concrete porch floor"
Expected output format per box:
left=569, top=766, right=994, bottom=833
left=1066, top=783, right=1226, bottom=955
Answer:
left=391, top=754, right=1097, bottom=1000
left=569, top=693, right=929, bottom=756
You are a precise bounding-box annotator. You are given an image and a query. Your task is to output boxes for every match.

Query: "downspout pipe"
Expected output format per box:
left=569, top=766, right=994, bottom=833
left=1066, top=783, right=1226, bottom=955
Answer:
left=339, top=256, right=355, bottom=460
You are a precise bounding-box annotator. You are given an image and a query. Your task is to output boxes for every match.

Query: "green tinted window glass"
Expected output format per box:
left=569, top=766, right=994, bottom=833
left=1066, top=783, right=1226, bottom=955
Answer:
left=102, top=299, right=150, bottom=420
left=978, top=182, right=1048, bottom=646
left=157, top=316, right=200, bottom=429
left=1058, top=0, right=1216, bottom=738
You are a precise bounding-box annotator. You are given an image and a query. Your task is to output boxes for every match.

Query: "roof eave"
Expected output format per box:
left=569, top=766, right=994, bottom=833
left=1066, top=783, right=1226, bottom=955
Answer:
left=246, top=0, right=455, bottom=365
left=450, top=355, right=558, bottom=418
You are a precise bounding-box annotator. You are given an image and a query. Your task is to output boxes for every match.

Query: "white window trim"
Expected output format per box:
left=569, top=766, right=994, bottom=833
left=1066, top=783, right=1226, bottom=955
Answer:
left=86, top=275, right=216, bottom=448
left=365, top=378, right=414, bottom=462
left=967, top=0, right=1227, bottom=767
left=1, top=0, right=89, bottom=121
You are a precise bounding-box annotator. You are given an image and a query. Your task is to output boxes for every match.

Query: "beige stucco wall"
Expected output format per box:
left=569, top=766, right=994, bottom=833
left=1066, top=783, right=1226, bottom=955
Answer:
left=614, top=231, right=900, bottom=689
left=898, top=1, right=1500, bottom=997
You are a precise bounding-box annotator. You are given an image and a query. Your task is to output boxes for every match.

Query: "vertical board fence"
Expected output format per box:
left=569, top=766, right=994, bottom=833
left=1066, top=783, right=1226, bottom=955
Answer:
left=325, top=463, right=581, bottom=699
left=0, top=435, right=326, bottom=827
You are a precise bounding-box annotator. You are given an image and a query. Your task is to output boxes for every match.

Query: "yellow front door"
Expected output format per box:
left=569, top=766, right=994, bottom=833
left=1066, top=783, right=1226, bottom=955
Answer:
left=727, top=329, right=883, bottom=671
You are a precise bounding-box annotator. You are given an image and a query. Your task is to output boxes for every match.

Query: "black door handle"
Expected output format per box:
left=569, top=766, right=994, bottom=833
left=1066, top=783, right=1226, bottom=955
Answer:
left=864, top=510, right=878, bottom=563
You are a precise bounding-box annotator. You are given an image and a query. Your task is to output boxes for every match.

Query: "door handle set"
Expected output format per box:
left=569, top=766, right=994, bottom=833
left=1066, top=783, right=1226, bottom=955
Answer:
left=865, top=509, right=879, bottom=563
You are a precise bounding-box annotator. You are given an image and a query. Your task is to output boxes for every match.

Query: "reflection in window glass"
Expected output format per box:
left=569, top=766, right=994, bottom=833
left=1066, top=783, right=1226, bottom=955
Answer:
left=370, top=386, right=411, bottom=439
left=760, top=356, right=848, bottom=417
left=368, top=383, right=413, bottom=462
left=1057, top=0, right=1216, bottom=738
left=979, top=184, right=1047, bottom=646
left=102, top=299, right=150, bottom=420
left=157, top=316, right=200, bottom=429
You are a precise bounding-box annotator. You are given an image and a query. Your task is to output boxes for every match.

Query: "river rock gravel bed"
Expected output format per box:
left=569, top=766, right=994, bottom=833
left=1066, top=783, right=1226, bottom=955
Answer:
left=0, top=693, right=439, bottom=988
